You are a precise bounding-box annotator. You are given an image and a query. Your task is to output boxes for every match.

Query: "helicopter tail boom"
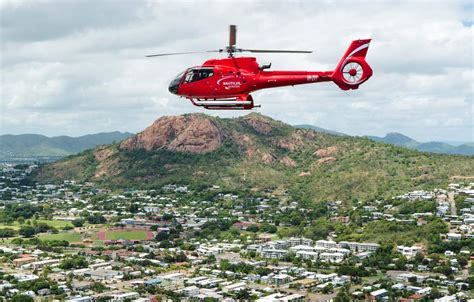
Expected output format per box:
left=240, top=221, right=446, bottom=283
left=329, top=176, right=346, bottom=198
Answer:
left=331, top=39, right=373, bottom=90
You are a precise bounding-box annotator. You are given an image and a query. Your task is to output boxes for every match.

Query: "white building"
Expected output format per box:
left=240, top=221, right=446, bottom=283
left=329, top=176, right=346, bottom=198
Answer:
left=85, top=269, right=122, bottom=281
left=296, top=251, right=318, bottom=260
left=261, top=249, right=288, bottom=259
left=222, top=282, right=246, bottom=293
left=144, top=206, right=160, bottom=213
left=287, top=237, right=313, bottom=247
left=319, top=252, right=345, bottom=263
left=31, top=259, right=60, bottom=270
left=339, top=241, right=380, bottom=252
left=271, top=274, right=292, bottom=286
left=289, top=245, right=316, bottom=253
left=256, top=293, right=305, bottom=302
left=396, top=273, right=426, bottom=283
left=178, top=286, right=200, bottom=297
left=314, top=273, right=337, bottom=283
left=110, top=292, right=140, bottom=302
left=315, top=240, right=338, bottom=249
left=397, top=246, right=422, bottom=258
left=447, top=233, right=462, bottom=241
left=434, top=296, right=457, bottom=302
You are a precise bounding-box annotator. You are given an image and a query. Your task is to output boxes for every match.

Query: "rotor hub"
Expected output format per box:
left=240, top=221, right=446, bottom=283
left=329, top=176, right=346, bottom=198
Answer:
left=342, top=62, right=363, bottom=84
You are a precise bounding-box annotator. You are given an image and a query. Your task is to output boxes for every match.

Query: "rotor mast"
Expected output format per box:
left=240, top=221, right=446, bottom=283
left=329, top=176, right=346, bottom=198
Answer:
left=227, top=25, right=237, bottom=57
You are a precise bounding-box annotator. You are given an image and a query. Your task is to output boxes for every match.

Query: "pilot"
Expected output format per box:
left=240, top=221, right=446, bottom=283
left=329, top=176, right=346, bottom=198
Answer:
left=191, top=70, right=200, bottom=82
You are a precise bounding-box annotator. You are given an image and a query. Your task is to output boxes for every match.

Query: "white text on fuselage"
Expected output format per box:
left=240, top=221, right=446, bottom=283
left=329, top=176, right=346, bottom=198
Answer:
left=217, top=76, right=242, bottom=89
left=222, top=82, right=241, bottom=89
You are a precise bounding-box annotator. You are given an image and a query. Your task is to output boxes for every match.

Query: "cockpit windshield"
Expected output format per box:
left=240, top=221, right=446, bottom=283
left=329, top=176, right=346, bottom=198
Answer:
left=171, top=72, right=184, bottom=85
left=169, top=72, right=184, bottom=94
left=183, top=68, right=214, bottom=83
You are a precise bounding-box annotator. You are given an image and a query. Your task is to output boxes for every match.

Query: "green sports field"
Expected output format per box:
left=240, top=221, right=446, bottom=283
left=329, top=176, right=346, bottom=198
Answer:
left=105, top=230, right=147, bottom=240
left=38, top=232, right=81, bottom=243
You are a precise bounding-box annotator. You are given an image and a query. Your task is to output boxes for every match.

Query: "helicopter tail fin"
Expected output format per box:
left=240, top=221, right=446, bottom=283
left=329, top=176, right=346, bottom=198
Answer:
left=331, top=39, right=373, bottom=90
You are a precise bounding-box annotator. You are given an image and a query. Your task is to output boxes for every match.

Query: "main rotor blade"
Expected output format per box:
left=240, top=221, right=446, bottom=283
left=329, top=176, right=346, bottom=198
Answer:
left=146, top=50, right=220, bottom=57
left=229, top=25, right=237, bottom=47
left=240, top=49, right=313, bottom=54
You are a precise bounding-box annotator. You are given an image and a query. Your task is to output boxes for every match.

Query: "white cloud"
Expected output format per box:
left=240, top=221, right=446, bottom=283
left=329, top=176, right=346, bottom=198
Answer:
left=0, top=0, right=472, bottom=143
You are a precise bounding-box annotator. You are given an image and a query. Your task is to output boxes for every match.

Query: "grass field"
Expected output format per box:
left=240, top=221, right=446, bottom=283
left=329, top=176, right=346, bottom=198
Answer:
left=35, top=219, right=73, bottom=228
left=0, top=237, right=17, bottom=243
left=0, top=224, right=20, bottom=230
left=38, top=232, right=81, bottom=243
left=105, top=230, right=147, bottom=240
left=0, top=219, right=73, bottom=230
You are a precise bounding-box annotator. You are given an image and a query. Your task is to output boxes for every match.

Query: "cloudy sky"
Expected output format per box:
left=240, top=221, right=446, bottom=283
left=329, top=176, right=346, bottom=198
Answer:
left=1, top=0, right=473, bottom=143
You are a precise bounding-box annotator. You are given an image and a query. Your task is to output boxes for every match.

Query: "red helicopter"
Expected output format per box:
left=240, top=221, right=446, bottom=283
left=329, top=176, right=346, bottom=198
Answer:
left=147, top=25, right=373, bottom=110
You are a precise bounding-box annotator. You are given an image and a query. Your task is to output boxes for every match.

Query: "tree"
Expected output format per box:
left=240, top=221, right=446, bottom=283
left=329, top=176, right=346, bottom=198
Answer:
left=337, top=264, right=370, bottom=277
left=176, top=252, right=187, bottom=262
left=235, top=289, right=250, bottom=300
left=11, top=295, right=34, bottom=302
left=60, top=256, right=88, bottom=269
left=456, top=255, right=468, bottom=267
left=162, top=213, right=174, bottom=221
left=261, top=223, right=277, bottom=233
left=0, top=228, right=16, bottom=238
left=4, top=203, right=42, bottom=219
left=414, top=252, right=424, bottom=263
left=322, top=283, right=334, bottom=294
left=42, top=266, right=51, bottom=278
left=430, top=287, right=442, bottom=299
left=35, top=223, right=53, bottom=233
left=206, top=255, right=216, bottom=264
left=72, top=219, right=84, bottom=227
left=334, top=285, right=351, bottom=302
left=246, top=224, right=259, bottom=233
left=19, top=226, right=36, bottom=237
left=466, top=276, right=474, bottom=290
left=155, top=231, right=169, bottom=241
left=91, top=282, right=107, bottom=293
left=87, top=214, right=106, bottom=224
left=128, top=203, right=139, bottom=213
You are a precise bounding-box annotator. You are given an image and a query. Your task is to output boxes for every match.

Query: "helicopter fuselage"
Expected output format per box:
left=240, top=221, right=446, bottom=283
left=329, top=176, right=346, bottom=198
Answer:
left=173, top=57, right=334, bottom=96
left=168, top=39, right=373, bottom=110
left=170, top=57, right=332, bottom=109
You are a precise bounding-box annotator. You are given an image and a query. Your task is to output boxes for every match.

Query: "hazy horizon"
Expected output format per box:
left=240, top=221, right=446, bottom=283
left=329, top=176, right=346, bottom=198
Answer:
left=1, top=118, right=472, bottom=146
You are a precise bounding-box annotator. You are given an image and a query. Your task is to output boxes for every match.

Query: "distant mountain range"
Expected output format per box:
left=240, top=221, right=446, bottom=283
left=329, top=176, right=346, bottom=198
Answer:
left=0, top=132, right=133, bottom=161
left=295, top=125, right=473, bottom=156
left=365, top=133, right=473, bottom=156
left=1, top=124, right=471, bottom=162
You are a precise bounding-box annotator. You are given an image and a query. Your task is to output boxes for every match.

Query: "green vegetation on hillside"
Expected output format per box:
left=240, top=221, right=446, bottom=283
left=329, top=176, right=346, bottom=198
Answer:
left=33, top=113, right=474, bottom=203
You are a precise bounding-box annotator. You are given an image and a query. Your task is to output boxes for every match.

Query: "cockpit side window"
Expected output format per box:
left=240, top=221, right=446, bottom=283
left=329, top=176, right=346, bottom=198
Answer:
left=183, top=68, right=214, bottom=83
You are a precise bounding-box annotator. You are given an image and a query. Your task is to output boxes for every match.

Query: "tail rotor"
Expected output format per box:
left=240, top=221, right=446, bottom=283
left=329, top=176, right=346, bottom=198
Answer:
left=331, top=39, right=373, bottom=90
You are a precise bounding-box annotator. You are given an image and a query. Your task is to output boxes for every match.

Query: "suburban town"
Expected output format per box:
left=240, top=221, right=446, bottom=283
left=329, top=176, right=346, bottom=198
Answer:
left=0, top=163, right=472, bottom=301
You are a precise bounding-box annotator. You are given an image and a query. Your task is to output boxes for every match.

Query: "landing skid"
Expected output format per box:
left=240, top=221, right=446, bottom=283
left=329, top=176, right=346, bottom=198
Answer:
left=187, top=95, right=259, bottom=110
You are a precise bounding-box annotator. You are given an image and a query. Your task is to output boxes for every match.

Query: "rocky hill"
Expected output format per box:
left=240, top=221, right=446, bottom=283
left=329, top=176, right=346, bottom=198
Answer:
left=34, top=113, right=474, bottom=203
left=119, top=115, right=226, bottom=153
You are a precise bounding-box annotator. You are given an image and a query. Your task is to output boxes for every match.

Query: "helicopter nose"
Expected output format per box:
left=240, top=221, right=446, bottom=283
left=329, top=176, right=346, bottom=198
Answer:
left=168, top=81, right=179, bottom=94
